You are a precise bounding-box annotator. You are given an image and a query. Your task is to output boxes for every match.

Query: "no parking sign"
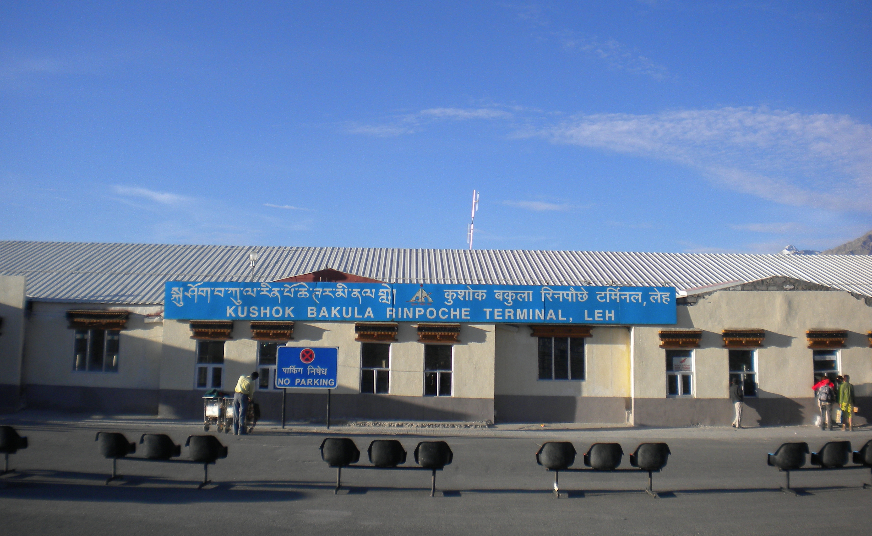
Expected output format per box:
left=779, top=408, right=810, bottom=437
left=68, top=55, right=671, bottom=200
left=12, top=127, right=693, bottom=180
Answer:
left=276, top=346, right=338, bottom=388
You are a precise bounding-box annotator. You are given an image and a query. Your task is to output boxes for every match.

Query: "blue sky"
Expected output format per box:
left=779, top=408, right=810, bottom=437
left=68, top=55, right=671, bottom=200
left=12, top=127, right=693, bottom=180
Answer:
left=2, top=1, right=870, bottom=253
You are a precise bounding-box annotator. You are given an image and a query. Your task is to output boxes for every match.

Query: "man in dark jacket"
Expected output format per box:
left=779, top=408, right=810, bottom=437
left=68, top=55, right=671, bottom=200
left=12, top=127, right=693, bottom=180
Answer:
left=814, top=377, right=835, bottom=430
left=730, top=378, right=744, bottom=429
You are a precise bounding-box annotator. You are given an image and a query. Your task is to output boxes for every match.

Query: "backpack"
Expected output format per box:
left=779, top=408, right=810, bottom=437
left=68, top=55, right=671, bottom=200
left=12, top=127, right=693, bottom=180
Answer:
left=817, top=384, right=834, bottom=403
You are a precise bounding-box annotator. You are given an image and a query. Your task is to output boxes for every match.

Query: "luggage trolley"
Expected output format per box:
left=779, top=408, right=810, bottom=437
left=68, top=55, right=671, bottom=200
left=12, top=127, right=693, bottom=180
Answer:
left=202, top=393, right=229, bottom=432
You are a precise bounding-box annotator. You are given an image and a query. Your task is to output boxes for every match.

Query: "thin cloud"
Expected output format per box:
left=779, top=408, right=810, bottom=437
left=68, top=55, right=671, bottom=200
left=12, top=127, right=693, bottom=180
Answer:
left=607, top=221, right=655, bottom=230
left=503, top=3, right=551, bottom=27
left=500, top=4, right=668, bottom=80
left=113, top=185, right=191, bottom=205
left=558, top=33, right=668, bottom=80
left=264, top=203, right=313, bottom=212
left=503, top=200, right=573, bottom=212
left=419, top=108, right=512, bottom=120
left=537, top=107, right=872, bottom=213
left=347, top=107, right=512, bottom=137
left=345, top=123, right=417, bottom=137
left=0, top=51, right=109, bottom=81
left=729, top=222, right=804, bottom=234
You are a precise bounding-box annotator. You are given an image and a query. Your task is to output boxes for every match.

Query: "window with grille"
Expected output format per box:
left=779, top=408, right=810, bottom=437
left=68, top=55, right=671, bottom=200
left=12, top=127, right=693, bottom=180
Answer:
left=73, top=329, right=120, bottom=373
left=196, top=340, right=225, bottom=389
left=257, top=341, right=280, bottom=390
left=360, top=343, right=390, bottom=394
left=813, top=349, right=840, bottom=383
left=666, top=349, right=693, bottom=397
left=424, top=345, right=452, bottom=397
left=728, top=349, right=757, bottom=397
left=537, top=337, right=585, bottom=380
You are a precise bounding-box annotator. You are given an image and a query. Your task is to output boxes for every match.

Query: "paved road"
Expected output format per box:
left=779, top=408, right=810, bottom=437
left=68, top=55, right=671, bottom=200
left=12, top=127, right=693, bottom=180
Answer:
left=1, top=413, right=871, bottom=535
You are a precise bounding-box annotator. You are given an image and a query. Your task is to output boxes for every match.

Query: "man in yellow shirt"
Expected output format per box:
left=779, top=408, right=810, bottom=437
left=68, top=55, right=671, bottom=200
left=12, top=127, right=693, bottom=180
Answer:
left=233, top=371, right=259, bottom=435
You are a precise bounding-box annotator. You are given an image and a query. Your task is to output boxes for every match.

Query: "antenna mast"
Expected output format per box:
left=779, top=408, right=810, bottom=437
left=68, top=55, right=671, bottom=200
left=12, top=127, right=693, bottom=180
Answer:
left=466, top=190, right=480, bottom=250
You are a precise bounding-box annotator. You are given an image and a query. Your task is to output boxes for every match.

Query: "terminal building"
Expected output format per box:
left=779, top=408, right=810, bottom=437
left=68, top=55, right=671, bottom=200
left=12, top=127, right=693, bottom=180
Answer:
left=1, top=240, right=871, bottom=428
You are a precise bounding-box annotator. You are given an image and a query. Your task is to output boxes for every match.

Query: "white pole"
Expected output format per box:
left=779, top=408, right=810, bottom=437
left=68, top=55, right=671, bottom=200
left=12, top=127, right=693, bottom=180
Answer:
left=467, top=190, right=480, bottom=250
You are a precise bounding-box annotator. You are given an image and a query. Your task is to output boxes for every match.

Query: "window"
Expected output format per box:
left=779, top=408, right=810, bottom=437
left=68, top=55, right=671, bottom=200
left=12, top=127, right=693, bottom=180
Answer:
left=424, top=345, right=452, bottom=396
left=728, top=349, right=757, bottom=397
left=257, top=341, right=280, bottom=390
left=813, top=349, right=840, bottom=383
left=537, top=337, right=585, bottom=380
left=196, top=341, right=225, bottom=389
left=360, top=343, right=390, bottom=394
left=74, top=329, right=119, bottom=372
left=666, top=349, right=693, bottom=397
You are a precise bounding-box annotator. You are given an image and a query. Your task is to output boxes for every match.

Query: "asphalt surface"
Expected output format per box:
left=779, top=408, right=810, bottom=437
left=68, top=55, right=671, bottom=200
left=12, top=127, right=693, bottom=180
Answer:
left=2, top=412, right=871, bottom=535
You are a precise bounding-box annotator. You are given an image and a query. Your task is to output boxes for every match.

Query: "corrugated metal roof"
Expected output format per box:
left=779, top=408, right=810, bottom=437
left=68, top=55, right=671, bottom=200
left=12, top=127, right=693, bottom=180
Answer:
left=1, top=240, right=871, bottom=304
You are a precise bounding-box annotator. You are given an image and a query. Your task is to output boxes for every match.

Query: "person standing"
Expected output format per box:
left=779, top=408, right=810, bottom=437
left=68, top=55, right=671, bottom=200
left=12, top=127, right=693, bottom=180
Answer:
left=839, top=375, right=855, bottom=432
left=233, top=371, right=259, bottom=435
left=730, top=378, right=744, bottom=428
left=814, top=377, right=835, bottom=430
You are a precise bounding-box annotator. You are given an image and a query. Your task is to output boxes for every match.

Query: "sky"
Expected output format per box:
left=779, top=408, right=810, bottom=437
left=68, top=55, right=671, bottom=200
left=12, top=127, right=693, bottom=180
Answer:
left=2, top=1, right=871, bottom=254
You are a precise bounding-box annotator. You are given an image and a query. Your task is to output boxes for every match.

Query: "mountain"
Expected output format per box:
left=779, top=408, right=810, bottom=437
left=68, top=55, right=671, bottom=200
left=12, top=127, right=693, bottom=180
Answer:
left=780, top=245, right=820, bottom=255
left=822, top=230, right=872, bottom=255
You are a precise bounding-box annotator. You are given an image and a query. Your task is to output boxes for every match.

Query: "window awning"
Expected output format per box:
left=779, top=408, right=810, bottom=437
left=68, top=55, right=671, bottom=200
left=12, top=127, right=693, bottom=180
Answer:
left=529, top=325, right=592, bottom=338
left=722, top=329, right=765, bottom=348
left=806, top=329, right=847, bottom=349
left=66, top=310, right=129, bottom=330
left=189, top=320, right=233, bottom=340
left=355, top=322, right=399, bottom=342
left=417, top=323, right=461, bottom=343
left=250, top=321, right=294, bottom=341
left=659, top=329, right=703, bottom=349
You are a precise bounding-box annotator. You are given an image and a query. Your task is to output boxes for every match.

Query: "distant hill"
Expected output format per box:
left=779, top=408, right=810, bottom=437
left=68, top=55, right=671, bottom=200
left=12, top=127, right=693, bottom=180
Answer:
left=780, top=245, right=820, bottom=255
left=823, top=230, right=872, bottom=255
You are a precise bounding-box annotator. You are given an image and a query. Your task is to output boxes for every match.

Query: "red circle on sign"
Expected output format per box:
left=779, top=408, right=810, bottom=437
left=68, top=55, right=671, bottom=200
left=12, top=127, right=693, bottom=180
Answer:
left=300, top=348, right=315, bottom=364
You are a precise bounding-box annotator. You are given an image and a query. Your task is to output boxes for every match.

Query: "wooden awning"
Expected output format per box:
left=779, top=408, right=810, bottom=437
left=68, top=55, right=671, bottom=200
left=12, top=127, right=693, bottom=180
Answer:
left=66, top=310, right=129, bottom=330
left=806, top=329, right=847, bottom=349
left=355, top=322, right=399, bottom=342
left=250, top=321, right=294, bottom=341
left=659, top=329, right=703, bottom=349
left=722, top=329, right=765, bottom=348
left=189, top=320, right=233, bottom=340
left=417, top=323, right=461, bottom=343
left=529, top=325, right=592, bottom=338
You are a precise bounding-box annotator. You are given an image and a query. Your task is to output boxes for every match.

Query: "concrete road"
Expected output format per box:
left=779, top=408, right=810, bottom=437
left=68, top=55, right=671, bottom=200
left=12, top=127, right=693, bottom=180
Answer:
left=1, top=414, right=871, bottom=535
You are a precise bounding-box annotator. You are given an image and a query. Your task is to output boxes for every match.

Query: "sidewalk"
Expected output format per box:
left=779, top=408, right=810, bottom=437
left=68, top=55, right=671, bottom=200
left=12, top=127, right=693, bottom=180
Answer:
left=3, top=408, right=868, bottom=442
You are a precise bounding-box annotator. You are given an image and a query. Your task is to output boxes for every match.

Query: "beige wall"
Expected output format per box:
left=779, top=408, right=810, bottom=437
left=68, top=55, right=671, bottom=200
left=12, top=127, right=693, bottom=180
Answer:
left=23, top=302, right=164, bottom=389
left=160, top=320, right=496, bottom=399
left=633, top=290, right=872, bottom=401
left=494, top=325, right=630, bottom=397
left=0, top=275, right=26, bottom=389
left=159, top=319, right=262, bottom=392
left=14, top=287, right=871, bottom=423
left=292, top=322, right=495, bottom=399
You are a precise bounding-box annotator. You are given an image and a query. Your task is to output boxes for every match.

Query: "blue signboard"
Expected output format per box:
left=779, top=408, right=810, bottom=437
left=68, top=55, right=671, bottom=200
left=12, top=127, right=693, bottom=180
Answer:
left=164, top=281, right=676, bottom=325
left=276, top=346, right=337, bottom=389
